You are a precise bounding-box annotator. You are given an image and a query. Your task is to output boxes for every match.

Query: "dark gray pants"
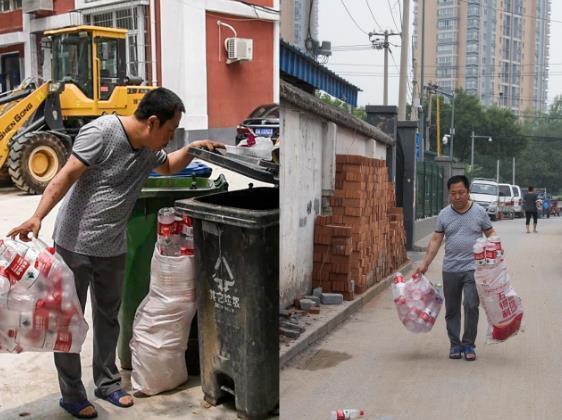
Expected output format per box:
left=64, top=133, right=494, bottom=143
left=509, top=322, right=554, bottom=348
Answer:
left=54, top=245, right=126, bottom=402
left=442, top=270, right=479, bottom=348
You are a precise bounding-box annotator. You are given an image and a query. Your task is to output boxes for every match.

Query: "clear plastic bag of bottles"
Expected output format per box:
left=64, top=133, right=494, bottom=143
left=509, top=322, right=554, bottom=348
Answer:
left=391, top=272, right=444, bottom=333
left=0, top=238, right=89, bottom=353
left=474, top=236, right=524, bottom=344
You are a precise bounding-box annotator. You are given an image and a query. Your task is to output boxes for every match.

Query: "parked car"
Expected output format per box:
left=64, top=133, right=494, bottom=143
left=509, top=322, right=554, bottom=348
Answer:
left=235, top=103, right=280, bottom=145
left=511, top=184, right=524, bottom=217
left=498, top=183, right=516, bottom=219
left=470, top=179, right=500, bottom=221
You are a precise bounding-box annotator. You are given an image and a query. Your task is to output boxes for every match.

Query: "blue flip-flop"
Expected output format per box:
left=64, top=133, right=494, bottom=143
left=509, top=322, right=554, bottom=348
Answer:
left=59, top=398, right=98, bottom=419
left=94, top=388, right=134, bottom=408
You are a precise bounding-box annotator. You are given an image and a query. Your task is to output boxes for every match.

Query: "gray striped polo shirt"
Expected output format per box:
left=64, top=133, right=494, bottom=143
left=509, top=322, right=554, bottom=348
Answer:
left=436, top=202, right=493, bottom=272
left=53, top=115, right=167, bottom=257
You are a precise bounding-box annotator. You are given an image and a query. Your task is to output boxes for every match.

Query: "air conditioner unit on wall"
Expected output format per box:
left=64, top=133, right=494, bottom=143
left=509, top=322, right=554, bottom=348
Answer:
left=224, top=37, right=253, bottom=64
left=22, top=0, right=53, bottom=14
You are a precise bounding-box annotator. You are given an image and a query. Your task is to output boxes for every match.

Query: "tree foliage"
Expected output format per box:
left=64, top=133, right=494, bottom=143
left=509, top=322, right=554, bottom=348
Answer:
left=315, top=92, right=367, bottom=120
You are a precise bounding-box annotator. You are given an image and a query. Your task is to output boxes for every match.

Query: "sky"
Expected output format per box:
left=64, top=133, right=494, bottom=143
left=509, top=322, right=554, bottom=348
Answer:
left=319, top=0, right=562, bottom=108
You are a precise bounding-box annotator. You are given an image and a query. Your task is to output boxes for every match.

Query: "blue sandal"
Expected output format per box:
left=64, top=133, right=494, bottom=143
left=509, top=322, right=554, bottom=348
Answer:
left=464, top=345, right=477, bottom=361
left=59, top=398, right=98, bottom=419
left=449, top=345, right=463, bottom=359
left=94, top=388, right=134, bottom=408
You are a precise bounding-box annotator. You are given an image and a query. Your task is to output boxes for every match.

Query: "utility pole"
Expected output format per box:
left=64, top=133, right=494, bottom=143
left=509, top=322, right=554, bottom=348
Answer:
left=419, top=0, right=426, bottom=152
left=369, top=31, right=401, bottom=107
left=384, top=30, right=389, bottom=105
left=512, top=157, right=515, bottom=184
left=410, top=57, right=419, bottom=121
left=436, top=95, right=441, bottom=157
left=398, top=0, right=410, bottom=120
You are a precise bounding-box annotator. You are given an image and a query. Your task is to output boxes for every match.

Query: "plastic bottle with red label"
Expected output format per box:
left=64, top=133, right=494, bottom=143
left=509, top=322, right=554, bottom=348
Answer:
left=330, top=409, right=365, bottom=420
left=157, top=208, right=178, bottom=256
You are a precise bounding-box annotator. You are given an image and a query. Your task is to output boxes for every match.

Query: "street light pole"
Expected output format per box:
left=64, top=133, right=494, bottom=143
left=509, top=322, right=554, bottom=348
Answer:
left=450, top=93, right=455, bottom=160
left=471, top=130, right=475, bottom=170
left=470, top=131, right=493, bottom=172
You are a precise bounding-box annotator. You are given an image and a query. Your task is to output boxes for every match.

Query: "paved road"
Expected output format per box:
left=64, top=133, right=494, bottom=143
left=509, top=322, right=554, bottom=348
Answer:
left=0, top=164, right=270, bottom=420
left=280, top=216, right=562, bottom=420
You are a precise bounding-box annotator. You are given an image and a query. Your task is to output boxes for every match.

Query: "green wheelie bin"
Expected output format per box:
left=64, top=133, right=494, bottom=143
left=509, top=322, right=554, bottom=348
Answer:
left=118, top=173, right=228, bottom=373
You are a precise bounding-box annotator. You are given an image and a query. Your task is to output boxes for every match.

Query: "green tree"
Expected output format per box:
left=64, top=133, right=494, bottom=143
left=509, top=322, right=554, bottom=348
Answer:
left=435, top=90, right=527, bottom=182
left=316, top=92, right=366, bottom=120
left=517, top=96, right=562, bottom=194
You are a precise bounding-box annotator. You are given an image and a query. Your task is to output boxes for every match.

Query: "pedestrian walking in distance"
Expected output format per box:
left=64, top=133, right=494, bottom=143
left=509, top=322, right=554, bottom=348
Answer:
left=523, top=186, right=539, bottom=234
left=416, top=175, right=496, bottom=361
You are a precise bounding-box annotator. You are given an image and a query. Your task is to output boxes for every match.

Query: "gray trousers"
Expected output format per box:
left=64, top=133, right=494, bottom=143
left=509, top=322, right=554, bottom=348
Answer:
left=54, top=245, right=126, bottom=402
left=442, top=270, right=479, bottom=348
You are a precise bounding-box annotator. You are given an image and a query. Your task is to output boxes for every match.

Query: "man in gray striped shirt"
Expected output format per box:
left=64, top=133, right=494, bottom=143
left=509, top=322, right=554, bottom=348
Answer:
left=8, top=88, right=224, bottom=418
left=417, top=175, right=496, bottom=362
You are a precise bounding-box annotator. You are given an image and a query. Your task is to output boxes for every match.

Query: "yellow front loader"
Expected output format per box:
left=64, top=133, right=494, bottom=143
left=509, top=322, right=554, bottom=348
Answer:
left=0, top=25, right=156, bottom=194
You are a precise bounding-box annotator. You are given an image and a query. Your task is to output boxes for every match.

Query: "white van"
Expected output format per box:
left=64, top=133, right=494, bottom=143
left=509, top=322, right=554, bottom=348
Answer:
left=498, top=183, right=516, bottom=219
left=470, top=179, right=500, bottom=220
left=511, top=184, right=523, bottom=217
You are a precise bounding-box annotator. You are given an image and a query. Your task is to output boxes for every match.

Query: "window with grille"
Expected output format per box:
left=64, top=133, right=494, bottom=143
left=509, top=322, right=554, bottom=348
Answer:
left=84, top=5, right=150, bottom=81
left=0, top=0, right=21, bottom=11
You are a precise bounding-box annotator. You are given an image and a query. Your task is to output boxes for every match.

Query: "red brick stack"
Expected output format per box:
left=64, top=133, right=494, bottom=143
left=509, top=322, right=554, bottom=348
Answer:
left=312, top=155, right=408, bottom=299
left=312, top=221, right=354, bottom=300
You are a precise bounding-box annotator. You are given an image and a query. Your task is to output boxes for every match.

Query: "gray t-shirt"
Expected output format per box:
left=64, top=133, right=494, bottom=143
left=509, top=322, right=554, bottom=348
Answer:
left=53, top=115, right=167, bottom=257
left=436, top=202, right=493, bottom=272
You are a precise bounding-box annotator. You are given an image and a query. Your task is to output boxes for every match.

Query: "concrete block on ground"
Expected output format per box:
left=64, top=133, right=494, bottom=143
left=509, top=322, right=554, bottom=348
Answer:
left=280, top=327, right=301, bottom=339
left=299, top=298, right=317, bottom=311
left=304, top=295, right=321, bottom=306
left=313, top=287, right=323, bottom=297
left=321, top=293, right=344, bottom=305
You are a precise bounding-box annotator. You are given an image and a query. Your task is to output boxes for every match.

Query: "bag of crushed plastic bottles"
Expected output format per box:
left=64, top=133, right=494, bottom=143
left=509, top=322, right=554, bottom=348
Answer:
left=0, top=238, right=88, bottom=353
left=130, top=246, right=197, bottom=395
left=473, top=236, right=524, bottom=344
left=391, top=272, right=444, bottom=333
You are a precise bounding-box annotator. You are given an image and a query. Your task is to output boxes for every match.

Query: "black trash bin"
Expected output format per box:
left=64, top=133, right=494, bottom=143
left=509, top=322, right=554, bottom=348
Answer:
left=175, top=148, right=278, bottom=419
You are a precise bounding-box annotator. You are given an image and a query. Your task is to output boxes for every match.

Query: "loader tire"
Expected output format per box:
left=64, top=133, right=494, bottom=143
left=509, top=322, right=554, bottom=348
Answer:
left=8, top=132, right=69, bottom=195
left=0, top=165, right=12, bottom=187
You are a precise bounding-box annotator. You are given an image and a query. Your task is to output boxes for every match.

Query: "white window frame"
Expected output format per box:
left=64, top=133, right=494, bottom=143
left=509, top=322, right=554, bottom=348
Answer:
left=83, top=5, right=147, bottom=79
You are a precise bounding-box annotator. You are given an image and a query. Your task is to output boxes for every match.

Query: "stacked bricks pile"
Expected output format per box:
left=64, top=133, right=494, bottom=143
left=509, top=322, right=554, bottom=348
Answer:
left=312, top=155, right=408, bottom=299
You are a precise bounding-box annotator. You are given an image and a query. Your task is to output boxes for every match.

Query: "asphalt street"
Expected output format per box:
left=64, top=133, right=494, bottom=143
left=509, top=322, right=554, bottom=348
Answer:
left=280, top=216, right=562, bottom=420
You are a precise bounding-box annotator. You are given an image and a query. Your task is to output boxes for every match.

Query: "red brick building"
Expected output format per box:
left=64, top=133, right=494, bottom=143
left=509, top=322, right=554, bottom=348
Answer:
left=0, top=0, right=278, bottom=140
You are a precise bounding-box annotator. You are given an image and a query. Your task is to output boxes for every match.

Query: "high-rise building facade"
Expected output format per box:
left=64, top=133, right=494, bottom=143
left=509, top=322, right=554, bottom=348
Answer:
left=413, top=0, right=551, bottom=114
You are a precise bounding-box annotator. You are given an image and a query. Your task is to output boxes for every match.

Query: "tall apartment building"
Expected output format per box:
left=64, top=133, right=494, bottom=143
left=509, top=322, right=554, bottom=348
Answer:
left=413, top=0, right=551, bottom=114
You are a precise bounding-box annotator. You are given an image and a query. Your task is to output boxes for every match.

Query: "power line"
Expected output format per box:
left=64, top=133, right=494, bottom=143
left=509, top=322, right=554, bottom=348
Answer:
left=326, top=62, right=562, bottom=68
left=386, top=0, right=400, bottom=33
left=332, top=70, right=562, bottom=78
left=339, top=0, right=369, bottom=35
left=324, top=60, right=562, bottom=69
left=397, top=0, right=403, bottom=29
left=365, top=0, right=382, bottom=32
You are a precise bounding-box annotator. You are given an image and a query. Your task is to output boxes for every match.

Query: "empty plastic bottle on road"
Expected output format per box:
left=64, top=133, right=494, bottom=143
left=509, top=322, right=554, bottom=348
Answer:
left=330, top=409, right=365, bottom=419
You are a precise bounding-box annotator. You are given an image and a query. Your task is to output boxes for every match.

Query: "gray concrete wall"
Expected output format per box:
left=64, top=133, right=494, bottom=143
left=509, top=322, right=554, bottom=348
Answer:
left=279, top=81, right=395, bottom=308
